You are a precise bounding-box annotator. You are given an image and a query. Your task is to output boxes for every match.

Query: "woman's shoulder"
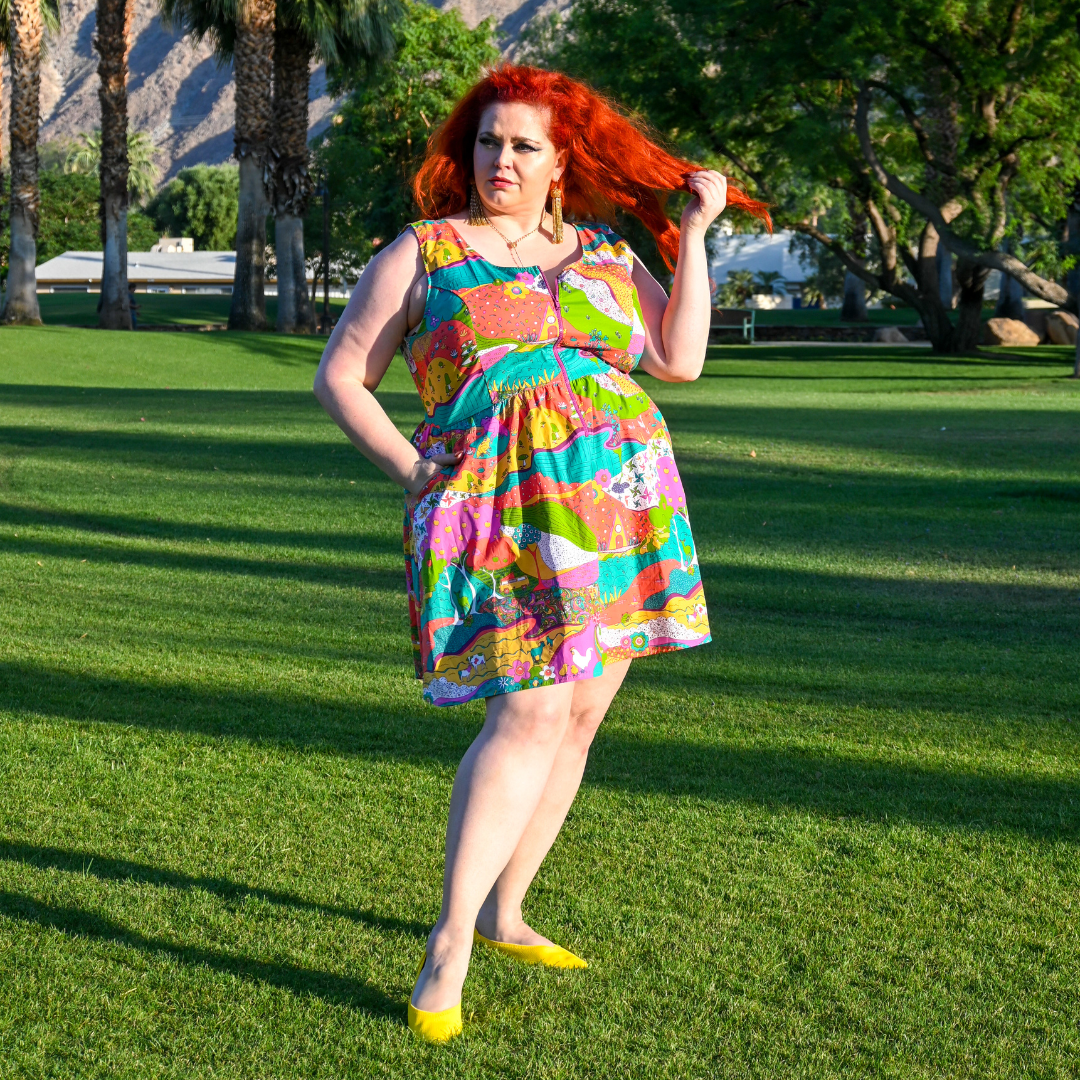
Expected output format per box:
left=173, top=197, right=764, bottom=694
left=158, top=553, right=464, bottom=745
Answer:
left=573, top=221, right=636, bottom=271
left=402, top=217, right=460, bottom=243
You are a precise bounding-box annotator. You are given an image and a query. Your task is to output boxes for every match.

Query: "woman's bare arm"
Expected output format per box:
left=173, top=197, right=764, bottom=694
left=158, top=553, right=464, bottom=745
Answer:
left=634, top=170, right=728, bottom=383
left=313, top=231, right=463, bottom=494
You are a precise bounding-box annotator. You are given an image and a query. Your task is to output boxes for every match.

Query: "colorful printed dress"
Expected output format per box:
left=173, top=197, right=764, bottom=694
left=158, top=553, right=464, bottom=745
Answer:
left=402, top=218, right=710, bottom=707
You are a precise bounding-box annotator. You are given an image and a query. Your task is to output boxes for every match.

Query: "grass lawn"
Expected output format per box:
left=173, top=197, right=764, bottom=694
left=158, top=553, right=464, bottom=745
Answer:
left=1, top=329, right=1079, bottom=1078
left=35, top=293, right=349, bottom=328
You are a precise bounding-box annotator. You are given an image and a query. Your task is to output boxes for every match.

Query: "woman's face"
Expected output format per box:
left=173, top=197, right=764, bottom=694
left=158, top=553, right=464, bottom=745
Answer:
left=472, top=101, right=566, bottom=216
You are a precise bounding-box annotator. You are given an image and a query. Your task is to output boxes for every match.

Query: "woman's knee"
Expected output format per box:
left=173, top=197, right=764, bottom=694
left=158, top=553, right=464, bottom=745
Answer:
left=486, top=688, right=573, bottom=749
left=564, top=704, right=606, bottom=752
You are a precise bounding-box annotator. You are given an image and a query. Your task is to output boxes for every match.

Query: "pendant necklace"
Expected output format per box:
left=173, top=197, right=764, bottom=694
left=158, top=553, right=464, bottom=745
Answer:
left=483, top=209, right=550, bottom=268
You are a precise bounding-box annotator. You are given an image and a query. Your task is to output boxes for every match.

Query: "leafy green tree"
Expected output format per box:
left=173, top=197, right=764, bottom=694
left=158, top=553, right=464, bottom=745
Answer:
left=147, top=164, right=240, bottom=250
left=0, top=170, right=158, bottom=274
left=310, top=0, right=498, bottom=279
left=527, top=0, right=1080, bottom=353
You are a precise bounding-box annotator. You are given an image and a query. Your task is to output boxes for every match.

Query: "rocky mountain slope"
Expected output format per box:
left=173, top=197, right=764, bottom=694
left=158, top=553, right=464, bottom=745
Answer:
left=1, top=0, right=548, bottom=184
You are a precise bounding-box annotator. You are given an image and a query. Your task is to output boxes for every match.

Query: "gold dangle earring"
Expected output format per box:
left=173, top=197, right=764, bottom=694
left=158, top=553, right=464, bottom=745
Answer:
left=550, top=185, right=564, bottom=244
left=468, top=183, right=487, bottom=227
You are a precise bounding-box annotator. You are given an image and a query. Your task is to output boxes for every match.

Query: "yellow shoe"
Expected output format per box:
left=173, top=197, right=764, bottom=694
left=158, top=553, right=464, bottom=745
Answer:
left=408, top=951, right=463, bottom=1043
left=473, top=928, right=588, bottom=969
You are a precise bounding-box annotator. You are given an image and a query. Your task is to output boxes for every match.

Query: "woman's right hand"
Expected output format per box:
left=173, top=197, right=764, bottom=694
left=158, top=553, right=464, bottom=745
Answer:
left=406, top=450, right=465, bottom=496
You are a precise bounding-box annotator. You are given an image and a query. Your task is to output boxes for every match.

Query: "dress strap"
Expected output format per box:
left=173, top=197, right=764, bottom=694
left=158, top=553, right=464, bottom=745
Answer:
left=406, top=219, right=472, bottom=275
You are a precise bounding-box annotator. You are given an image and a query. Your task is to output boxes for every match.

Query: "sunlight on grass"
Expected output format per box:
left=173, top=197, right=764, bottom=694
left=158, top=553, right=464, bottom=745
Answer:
left=1, top=331, right=1078, bottom=1077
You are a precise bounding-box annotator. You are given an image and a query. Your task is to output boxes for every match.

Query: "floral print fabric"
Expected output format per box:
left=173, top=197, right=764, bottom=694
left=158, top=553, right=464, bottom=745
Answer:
left=402, top=219, right=710, bottom=706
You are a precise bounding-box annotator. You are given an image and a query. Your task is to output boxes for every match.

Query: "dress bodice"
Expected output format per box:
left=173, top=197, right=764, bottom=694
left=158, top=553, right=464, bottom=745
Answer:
left=403, top=219, right=647, bottom=429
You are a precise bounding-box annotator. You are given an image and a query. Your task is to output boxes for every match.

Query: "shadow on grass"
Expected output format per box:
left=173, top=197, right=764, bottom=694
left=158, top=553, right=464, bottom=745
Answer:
left=0, top=890, right=403, bottom=1019
left=0, top=841, right=428, bottom=940
left=0, top=501, right=406, bottom=565
left=2, top=661, right=1076, bottom=843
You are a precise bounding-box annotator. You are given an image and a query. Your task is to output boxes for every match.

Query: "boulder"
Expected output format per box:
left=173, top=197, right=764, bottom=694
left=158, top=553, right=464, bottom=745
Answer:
left=982, top=317, right=1040, bottom=347
left=1046, top=310, right=1079, bottom=346
left=873, top=326, right=909, bottom=343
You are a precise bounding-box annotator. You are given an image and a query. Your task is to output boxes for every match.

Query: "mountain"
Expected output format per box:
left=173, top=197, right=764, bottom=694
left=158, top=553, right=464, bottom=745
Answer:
left=0, top=0, right=550, bottom=184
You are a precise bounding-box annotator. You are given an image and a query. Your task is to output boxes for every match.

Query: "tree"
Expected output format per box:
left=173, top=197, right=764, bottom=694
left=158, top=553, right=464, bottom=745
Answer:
left=95, top=0, right=134, bottom=329
left=66, top=130, right=161, bottom=204
left=311, top=0, right=497, bottom=277
left=161, top=0, right=276, bottom=329
left=228, top=0, right=275, bottom=330
left=268, top=0, right=401, bottom=333
left=2, top=0, right=60, bottom=324
left=528, top=0, right=1080, bottom=354
left=147, top=164, right=239, bottom=249
left=0, top=171, right=158, bottom=278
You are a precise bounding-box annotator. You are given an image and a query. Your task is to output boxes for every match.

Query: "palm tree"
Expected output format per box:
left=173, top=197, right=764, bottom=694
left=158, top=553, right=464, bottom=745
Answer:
left=161, top=0, right=274, bottom=331
left=66, top=130, right=161, bottom=204
left=230, top=0, right=275, bottom=330
left=2, top=0, right=60, bottom=325
left=269, top=0, right=400, bottom=333
left=95, top=0, right=134, bottom=329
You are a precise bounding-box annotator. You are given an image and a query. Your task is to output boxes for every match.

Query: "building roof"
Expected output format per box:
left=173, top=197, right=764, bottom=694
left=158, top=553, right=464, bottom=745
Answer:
left=35, top=250, right=236, bottom=285
left=709, top=230, right=806, bottom=283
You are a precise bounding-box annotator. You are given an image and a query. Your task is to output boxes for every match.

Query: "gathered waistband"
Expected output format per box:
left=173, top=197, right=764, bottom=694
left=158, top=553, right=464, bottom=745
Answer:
left=422, top=346, right=619, bottom=432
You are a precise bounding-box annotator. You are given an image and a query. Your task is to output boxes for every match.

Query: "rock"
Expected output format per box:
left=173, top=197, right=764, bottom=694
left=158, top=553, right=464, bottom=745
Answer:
left=982, top=317, right=1040, bottom=347
left=1046, top=310, right=1079, bottom=346
left=873, top=326, right=909, bottom=343
left=1024, top=308, right=1050, bottom=341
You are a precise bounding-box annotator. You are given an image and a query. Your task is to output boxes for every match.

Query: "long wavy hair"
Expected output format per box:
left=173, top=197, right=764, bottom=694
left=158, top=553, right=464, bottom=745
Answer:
left=412, top=64, right=771, bottom=270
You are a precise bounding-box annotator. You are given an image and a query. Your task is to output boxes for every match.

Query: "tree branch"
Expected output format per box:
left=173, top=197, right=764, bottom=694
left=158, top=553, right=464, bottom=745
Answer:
left=864, top=79, right=952, bottom=174
left=854, top=83, right=1068, bottom=305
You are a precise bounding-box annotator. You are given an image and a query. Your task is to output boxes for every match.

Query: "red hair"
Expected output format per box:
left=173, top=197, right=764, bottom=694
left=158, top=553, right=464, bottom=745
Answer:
left=412, top=64, right=772, bottom=270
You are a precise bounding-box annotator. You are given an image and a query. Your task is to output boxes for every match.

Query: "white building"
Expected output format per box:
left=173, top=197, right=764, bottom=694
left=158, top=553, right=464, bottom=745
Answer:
left=709, top=229, right=807, bottom=309
left=35, top=250, right=237, bottom=294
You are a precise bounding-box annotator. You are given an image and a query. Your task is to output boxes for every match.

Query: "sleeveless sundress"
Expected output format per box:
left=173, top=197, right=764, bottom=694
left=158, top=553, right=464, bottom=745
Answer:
left=401, top=218, right=711, bottom=707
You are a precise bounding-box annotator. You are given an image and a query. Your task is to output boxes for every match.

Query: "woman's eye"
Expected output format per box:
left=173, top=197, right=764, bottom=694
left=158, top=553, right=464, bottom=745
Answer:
left=514, top=143, right=538, bottom=153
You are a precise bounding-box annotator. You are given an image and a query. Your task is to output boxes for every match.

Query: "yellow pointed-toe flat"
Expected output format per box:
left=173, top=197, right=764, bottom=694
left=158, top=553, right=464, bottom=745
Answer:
left=408, top=1000, right=462, bottom=1043
left=408, top=951, right=463, bottom=1044
left=473, top=928, right=588, bottom=969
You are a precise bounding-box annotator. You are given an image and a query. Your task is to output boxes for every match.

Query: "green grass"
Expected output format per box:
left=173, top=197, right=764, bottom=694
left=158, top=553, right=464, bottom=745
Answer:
left=1, top=329, right=1079, bottom=1078
left=36, top=293, right=348, bottom=327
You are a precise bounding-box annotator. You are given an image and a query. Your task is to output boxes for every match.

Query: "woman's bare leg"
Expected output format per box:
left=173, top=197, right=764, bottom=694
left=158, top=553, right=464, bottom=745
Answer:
left=411, top=680, right=577, bottom=1012
left=475, top=659, right=631, bottom=946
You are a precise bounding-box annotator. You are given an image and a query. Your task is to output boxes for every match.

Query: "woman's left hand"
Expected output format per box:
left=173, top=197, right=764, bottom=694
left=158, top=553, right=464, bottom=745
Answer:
left=680, top=170, right=728, bottom=237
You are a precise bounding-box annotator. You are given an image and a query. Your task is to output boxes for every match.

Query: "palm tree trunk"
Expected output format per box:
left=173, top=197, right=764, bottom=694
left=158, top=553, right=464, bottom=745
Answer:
left=269, top=24, right=315, bottom=333
left=3, top=0, right=44, bottom=326
left=0, top=55, right=6, bottom=313
left=228, top=0, right=274, bottom=332
left=96, top=0, right=133, bottom=330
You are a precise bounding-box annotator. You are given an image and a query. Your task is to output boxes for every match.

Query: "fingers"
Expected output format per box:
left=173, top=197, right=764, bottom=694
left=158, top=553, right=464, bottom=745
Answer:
left=429, top=450, right=466, bottom=465
left=687, top=170, right=727, bottom=209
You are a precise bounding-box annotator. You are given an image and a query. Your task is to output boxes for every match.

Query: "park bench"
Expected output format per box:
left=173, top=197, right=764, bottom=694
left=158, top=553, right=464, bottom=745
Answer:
left=710, top=307, right=756, bottom=343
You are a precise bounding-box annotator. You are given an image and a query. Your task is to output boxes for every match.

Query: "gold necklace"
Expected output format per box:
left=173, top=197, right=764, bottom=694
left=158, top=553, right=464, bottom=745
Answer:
left=483, top=210, right=550, bottom=267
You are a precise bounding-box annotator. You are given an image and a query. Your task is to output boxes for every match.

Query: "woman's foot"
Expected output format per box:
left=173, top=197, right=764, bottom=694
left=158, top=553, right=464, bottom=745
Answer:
left=474, top=906, right=554, bottom=947
left=411, top=926, right=472, bottom=1013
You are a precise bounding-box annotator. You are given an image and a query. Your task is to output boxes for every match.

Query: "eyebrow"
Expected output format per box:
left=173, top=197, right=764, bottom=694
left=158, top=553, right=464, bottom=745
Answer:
left=478, top=129, right=543, bottom=146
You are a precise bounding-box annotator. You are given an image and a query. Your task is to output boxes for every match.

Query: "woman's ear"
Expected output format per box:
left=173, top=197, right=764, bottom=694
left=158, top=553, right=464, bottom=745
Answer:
left=552, top=147, right=569, bottom=184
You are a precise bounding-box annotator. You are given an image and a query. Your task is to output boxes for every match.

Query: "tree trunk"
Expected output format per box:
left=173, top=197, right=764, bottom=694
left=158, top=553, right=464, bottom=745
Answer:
left=841, top=272, right=867, bottom=321
left=269, top=25, right=315, bottom=333
left=937, top=246, right=954, bottom=308
left=1064, top=181, right=1080, bottom=317
left=996, top=271, right=1025, bottom=320
left=954, top=258, right=989, bottom=352
left=3, top=0, right=44, bottom=325
left=228, top=0, right=274, bottom=332
left=96, top=0, right=133, bottom=330
left=0, top=58, right=5, bottom=314
left=840, top=204, right=868, bottom=321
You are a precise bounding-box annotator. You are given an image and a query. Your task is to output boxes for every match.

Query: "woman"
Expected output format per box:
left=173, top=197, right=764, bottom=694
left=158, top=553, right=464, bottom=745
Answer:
left=314, top=64, right=769, bottom=1042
